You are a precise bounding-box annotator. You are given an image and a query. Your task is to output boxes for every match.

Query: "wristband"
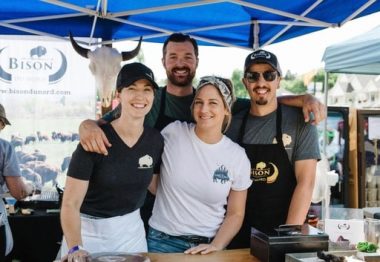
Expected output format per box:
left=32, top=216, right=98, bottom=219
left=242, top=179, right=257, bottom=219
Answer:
left=68, top=245, right=83, bottom=254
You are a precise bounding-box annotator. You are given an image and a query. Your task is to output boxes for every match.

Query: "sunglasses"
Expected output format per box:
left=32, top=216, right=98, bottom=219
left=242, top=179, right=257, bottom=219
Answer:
left=245, top=71, right=278, bottom=83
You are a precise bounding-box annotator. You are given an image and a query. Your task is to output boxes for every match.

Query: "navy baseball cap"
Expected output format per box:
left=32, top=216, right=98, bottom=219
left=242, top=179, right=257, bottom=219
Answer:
left=244, top=50, right=282, bottom=76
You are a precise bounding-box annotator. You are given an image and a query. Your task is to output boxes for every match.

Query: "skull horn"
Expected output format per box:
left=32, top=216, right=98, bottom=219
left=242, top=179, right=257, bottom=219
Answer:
left=69, top=32, right=89, bottom=59
left=121, top=36, right=142, bottom=61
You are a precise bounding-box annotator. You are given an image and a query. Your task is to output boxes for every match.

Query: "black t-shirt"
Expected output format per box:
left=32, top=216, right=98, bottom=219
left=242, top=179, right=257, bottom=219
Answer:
left=67, top=124, right=164, bottom=218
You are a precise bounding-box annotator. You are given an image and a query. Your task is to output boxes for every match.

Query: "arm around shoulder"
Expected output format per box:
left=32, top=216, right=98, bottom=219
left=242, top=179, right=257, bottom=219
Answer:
left=78, top=118, right=111, bottom=155
left=278, top=94, right=326, bottom=125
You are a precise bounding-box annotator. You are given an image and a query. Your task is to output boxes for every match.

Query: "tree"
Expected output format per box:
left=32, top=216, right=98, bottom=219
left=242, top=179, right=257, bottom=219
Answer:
left=281, top=69, right=338, bottom=95
left=284, top=70, right=296, bottom=81
left=282, top=79, right=307, bottom=94
left=312, top=69, right=338, bottom=92
left=231, top=69, right=248, bottom=98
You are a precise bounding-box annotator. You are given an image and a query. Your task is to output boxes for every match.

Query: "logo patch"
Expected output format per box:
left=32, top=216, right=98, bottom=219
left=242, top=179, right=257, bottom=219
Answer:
left=212, top=165, right=230, bottom=184
left=250, top=50, right=271, bottom=60
left=272, top=133, right=292, bottom=148
left=138, top=154, right=153, bottom=169
left=0, top=46, right=67, bottom=84
left=251, top=161, right=279, bottom=184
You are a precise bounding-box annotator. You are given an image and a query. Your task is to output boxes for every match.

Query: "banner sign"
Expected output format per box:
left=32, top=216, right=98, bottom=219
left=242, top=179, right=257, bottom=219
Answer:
left=0, top=35, right=96, bottom=189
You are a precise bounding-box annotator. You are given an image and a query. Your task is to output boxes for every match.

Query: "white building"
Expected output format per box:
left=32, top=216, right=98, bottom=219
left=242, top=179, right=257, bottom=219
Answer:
left=327, top=74, right=380, bottom=108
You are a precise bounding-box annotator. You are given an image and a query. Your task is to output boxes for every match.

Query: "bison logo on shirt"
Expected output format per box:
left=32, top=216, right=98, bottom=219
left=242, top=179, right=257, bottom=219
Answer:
left=138, top=155, right=153, bottom=169
left=272, top=133, right=292, bottom=147
left=213, top=165, right=230, bottom=184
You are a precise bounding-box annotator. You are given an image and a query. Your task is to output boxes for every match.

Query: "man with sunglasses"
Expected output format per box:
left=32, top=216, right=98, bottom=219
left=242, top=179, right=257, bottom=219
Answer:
left=80, top=34, right=325, bottom=154
left=227, top=50, right=320, bottom=248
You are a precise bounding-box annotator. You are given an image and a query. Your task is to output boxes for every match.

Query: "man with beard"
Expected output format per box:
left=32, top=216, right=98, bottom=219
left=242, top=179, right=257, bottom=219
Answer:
left=78, top=34, right=324, bottom=234
left=80, top=33, right=324, bottom=154
left=227, top=49, right=320, bottom=248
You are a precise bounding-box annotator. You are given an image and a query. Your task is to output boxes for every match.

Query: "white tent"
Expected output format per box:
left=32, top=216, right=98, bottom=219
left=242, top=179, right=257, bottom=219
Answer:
left=322, top=25, right=380, bottom=74
left=321, top=26, right=380, bottom=211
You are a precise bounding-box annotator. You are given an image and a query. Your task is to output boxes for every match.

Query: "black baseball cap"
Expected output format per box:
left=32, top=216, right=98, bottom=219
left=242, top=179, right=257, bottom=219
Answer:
left=116, top=62, right=159, bottom=92
left=244, top=50, right=282, bottom=76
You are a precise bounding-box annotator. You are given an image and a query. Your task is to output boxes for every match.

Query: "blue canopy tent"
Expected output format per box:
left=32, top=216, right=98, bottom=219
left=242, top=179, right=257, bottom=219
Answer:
left=323, top=25, right=380, bottom=74
left=1, top=0, right=380, bottom=48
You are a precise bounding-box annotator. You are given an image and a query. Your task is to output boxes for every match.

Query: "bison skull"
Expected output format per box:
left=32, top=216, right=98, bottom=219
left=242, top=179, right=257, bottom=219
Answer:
left=69, top=33, right=142, bottom=110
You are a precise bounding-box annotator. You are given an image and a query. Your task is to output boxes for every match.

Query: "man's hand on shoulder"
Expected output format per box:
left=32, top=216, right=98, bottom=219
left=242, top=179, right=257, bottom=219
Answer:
left=79, top=119, right=111, bottom=155
left=301, top=94, right=326, bottom=125
left=278, top=94, right=326, bottom=125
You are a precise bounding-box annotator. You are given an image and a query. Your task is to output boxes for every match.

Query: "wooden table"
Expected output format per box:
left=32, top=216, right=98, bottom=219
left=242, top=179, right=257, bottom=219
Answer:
left=53, top=249, right=260, bottom=262
left=146, top=249, right=259, bottom=262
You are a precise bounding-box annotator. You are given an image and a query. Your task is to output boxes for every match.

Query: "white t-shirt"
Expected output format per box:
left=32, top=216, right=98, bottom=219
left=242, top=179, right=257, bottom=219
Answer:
left=149, top=121, right=251, bottom=238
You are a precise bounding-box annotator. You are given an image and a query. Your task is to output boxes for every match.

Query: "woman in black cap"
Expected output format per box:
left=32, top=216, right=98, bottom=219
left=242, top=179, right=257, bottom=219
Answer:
left=59, top=63, right=164, bottom=262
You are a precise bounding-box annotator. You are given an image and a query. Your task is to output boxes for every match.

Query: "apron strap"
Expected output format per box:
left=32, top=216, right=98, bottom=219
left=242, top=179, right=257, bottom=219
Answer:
left=238, top=105, right=283, bottom=145
left=158, top=86, right=167, bottom=119
left=0, top=198, right=13, bottom=256
left=155, top=87, right=196, bottom=128
left=275, top=104, right=283, bottom=146
left=237, top=109, right=250, bottom=143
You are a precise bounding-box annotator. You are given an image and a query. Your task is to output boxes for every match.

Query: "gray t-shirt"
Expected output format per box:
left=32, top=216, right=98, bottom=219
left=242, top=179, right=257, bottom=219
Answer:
left=0, top=138, right=21, bottom=193
left=227, top=105, right=320, bottom=163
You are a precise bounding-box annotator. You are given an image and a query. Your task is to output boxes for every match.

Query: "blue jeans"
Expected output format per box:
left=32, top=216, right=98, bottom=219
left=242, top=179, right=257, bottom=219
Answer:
left=147, top=227, right=213, bottom=253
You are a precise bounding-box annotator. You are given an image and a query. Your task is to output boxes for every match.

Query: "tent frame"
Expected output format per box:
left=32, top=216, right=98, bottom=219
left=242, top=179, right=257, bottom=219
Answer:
left=1, top=0, right=377, bottom=48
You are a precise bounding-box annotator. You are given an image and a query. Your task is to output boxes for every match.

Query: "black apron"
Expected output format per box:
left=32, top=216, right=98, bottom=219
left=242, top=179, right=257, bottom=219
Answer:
left=141, top=87, right=195, bottom=231
left=229, top=104, right=296, bottom=248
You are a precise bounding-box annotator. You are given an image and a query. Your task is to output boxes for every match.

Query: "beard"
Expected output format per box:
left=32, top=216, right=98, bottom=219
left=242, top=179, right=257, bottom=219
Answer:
left=255, top=98, right=268, bottom=105
left=252, top=87, right=269, bottom=105
left=167, top=67, right=195, bottom=87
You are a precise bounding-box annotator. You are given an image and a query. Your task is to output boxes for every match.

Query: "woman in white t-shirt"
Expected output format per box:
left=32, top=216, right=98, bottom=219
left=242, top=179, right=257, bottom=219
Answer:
left=147, top=76, right=251, bottom=254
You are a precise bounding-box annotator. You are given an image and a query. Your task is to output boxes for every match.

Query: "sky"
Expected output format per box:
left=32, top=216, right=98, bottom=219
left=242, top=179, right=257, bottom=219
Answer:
left=115, top=11, right=380, bottom=81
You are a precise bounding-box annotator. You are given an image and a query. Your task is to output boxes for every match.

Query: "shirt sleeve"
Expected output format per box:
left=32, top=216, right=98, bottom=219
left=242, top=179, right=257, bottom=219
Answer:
left=294, top=122, right=321, bottom=161
left=231, top=149, right=252, bottom=191
left=153, top=132, right=164, bottom=174
left=3, top=142, right=21, bottom=178
left=67, top=143, right=99, bottom=181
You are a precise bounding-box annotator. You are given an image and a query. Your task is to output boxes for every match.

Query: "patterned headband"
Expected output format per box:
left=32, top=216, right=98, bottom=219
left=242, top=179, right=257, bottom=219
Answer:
left=197, top=76, right=234, bottom=111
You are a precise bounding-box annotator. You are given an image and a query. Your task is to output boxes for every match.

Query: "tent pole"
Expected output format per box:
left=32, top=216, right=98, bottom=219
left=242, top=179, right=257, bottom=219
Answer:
left=323, top=71, right=328, bottom=156
left=321, top=70, right=329, bottom=221
left=253, top=20, right=259, bottom=50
